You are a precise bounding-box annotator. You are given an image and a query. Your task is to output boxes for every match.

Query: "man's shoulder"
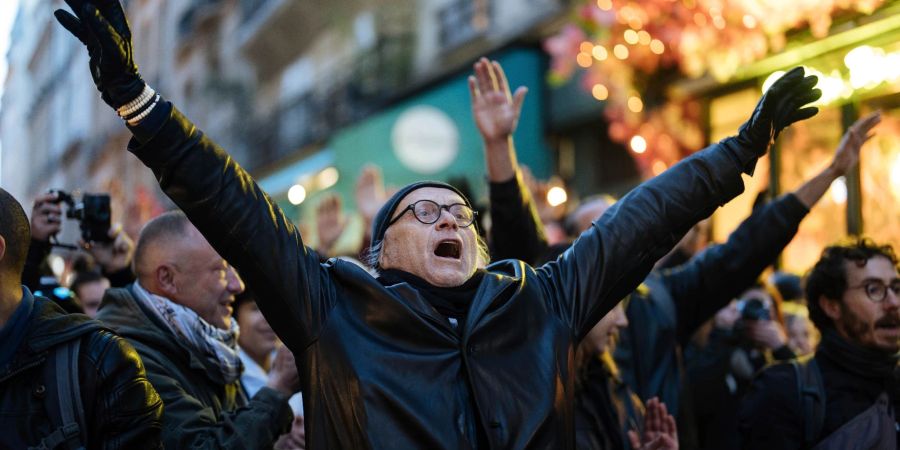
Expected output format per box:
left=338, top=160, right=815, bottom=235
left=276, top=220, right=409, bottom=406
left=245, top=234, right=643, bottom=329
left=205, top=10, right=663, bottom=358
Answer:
left=26, top=297, right=106, bottom=351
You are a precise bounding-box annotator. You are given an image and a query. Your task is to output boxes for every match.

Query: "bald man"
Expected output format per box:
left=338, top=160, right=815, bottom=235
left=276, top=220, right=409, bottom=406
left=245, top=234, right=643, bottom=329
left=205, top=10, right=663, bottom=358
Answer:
left=95, top=211, right=300, bottom=449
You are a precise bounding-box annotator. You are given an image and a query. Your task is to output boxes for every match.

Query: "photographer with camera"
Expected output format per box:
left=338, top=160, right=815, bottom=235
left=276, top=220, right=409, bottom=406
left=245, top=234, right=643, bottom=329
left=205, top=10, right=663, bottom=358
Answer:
left=0, top=188, right=164, bottom=449
left=24, top=191, right=136, bottom=316
left=686, top=282, right=794, bottom=449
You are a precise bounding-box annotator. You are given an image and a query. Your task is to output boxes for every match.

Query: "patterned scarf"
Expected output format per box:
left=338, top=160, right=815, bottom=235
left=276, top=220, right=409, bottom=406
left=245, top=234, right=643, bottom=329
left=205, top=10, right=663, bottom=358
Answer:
left=133, top=282, right=243, bottom=384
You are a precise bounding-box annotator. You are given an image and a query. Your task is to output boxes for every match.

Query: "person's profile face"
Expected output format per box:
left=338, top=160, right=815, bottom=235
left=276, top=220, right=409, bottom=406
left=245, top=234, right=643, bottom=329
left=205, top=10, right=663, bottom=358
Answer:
left=379, top=187, right=482, bottom=287
left=583, top=302, right=629, bottom=355
left=236, top=300, right=277, bottom=358
left=171, top=227, right=244, bottom=329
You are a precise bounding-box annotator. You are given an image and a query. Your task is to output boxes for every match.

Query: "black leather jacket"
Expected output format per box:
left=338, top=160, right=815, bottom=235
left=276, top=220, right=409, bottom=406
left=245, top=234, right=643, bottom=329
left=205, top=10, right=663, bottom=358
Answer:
left=0, top=289, right=163, bottom=449
left=125, top=101, right=752, bottom=449
left=488, top=153, right=809, bottom=421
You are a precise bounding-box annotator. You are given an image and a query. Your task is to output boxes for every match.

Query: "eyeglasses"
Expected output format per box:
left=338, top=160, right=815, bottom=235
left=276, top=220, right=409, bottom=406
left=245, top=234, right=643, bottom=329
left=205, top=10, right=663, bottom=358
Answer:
left=848, top=280, right=900, bottom=303
left=388, top=199, right=477, bottom=227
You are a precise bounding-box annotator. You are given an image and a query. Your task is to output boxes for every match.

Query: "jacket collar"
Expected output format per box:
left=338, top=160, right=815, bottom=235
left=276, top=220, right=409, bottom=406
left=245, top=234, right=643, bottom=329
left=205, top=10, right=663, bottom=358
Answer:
left=333, top=259, right=518, bottom=339
left=23, top=290, right=102, bottom=353
left=0, top=290, right=103, bottom=380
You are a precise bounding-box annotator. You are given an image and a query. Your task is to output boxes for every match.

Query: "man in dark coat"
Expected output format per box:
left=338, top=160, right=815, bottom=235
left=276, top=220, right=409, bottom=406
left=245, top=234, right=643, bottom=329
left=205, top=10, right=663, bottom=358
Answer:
left=56, top=1, right=820, bottom=448
left=96, top=211, right=299, bottom=449
left=739, top=237, right=899, bottom=449
left=0, top=188, right=164, bottom=449
left=470, top=58, right=677, bottom=450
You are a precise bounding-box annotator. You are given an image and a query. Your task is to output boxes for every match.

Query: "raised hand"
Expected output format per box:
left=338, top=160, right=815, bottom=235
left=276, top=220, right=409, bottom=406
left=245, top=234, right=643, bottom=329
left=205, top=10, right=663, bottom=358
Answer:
left=31, top=192, right=63, bottom=242
left=830, top=111, right=881, bottom=176
left=468, top=58, right=527, bottom=144
left=740, top=67, right=822, bottom=153
left=315, top=194, right=347, bottom=256
left=628, top=397, right=678, bottom=450
left=55, top=0, right=144, bottom=108
left=355, top=165, right=386, bottom=230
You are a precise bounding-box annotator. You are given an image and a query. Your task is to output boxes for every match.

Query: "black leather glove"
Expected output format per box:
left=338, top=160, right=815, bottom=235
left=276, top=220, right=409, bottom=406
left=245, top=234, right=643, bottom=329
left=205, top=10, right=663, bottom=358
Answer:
left=738, top=67, right=822, bottom=155
left=55, top=0, right=144, bottom=109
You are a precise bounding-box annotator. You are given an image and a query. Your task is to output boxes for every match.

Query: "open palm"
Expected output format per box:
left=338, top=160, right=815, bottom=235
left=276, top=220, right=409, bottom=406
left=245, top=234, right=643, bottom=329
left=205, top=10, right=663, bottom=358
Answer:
left=469, top=58, right=527, bottom=142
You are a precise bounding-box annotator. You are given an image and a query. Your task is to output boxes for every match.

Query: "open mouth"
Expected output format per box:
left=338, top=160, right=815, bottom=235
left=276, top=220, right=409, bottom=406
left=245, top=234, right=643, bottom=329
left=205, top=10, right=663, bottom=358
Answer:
left=875, top=316, right=900, bottom=332
left=434, top=239, right=461, bottom=259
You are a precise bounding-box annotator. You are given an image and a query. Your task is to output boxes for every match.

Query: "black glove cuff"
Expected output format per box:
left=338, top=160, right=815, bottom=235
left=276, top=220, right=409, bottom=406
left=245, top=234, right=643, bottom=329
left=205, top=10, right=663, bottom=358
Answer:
left=101, top=76, right=146, bottom=110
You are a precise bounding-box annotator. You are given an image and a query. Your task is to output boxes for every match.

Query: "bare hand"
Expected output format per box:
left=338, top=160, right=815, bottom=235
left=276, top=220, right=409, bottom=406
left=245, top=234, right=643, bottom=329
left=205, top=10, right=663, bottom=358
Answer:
left=275, top=415, right=306, bottom=450
left=267, top=345, right=301, bottom=396
left=830, top=111, right=881, bottom=176
left=714, top=301, right=741, bottom=330
left=468, top=58, right=527, bottom=144
left=315, top=194, right=346, bottom=255
left=628, top=397, right=679, bottom=450
left=31, top=192, right=63, bottom=242
left=80, top=223, right=134, bottom=274
left=747, top=319, right=788, bottom=350
left=355, top=165, right=386, bottom=229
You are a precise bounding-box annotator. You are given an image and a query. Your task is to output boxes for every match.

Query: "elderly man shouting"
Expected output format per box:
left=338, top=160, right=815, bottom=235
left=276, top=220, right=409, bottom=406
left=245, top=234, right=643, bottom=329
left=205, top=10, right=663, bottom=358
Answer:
left=56, top=1, right=821, bottom=448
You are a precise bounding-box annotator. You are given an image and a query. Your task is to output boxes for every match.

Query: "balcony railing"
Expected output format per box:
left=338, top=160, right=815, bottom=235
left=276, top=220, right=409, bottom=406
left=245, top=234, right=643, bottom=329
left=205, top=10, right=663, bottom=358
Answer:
left=243, top=34, right=414, bottom=170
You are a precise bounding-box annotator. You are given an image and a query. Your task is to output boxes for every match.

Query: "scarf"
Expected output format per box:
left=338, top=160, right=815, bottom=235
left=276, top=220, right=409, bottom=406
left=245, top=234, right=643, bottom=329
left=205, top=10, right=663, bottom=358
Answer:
left=817, top=328, right=900, bottom=381
left=132, top=282, right=243, bottom=384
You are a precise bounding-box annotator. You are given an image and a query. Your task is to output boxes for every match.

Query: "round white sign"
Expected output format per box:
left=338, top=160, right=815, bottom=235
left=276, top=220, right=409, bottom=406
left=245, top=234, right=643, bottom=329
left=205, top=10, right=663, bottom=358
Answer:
left=391, top=105, right=459, bottom=174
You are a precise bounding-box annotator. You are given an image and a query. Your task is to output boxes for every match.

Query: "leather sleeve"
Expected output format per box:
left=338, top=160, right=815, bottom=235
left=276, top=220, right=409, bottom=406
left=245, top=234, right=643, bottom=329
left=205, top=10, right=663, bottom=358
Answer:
left=534, top=137, right=751, bottom=341
left=137, top=347, right=293, bottom=450
left=738, top=363, right=804, bottom=450
left=662, top=194, right=809, bottom=344
left=126, top=101, right=333, bottom=351
left=81, top=330, right=164, bottom=450
left=487, top=173, right=548, bottom=265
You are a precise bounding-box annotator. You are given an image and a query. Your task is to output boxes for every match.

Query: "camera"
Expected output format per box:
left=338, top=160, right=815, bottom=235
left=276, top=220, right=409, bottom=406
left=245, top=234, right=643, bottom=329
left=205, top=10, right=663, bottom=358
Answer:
left=736, top=297, right=771, bottom=321
left=49, top=190, right=112, bottom=243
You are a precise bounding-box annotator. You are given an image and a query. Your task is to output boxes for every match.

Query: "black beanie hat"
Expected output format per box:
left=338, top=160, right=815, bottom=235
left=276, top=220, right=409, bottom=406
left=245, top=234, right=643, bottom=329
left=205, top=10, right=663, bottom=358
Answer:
left=369, top=180, right=473, bottom=251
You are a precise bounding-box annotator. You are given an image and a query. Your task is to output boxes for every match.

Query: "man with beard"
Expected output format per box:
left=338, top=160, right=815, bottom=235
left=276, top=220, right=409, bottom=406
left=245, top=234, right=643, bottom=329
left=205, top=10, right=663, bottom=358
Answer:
left=739, top=238, right=900, bottom=449
left=57, top=1, right=821, bottom=447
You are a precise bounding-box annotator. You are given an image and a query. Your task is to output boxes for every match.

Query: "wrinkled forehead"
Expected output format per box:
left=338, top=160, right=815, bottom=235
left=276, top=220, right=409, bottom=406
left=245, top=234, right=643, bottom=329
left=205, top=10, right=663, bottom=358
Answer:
left=393, top=187, right=466, bottom=218
left=844, top=256, right=900, bottom=284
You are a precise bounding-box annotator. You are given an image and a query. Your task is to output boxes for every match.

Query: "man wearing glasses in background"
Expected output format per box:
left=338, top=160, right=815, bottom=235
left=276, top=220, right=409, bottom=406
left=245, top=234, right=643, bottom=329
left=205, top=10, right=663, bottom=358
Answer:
left=740, top=238, right=900, bottom=450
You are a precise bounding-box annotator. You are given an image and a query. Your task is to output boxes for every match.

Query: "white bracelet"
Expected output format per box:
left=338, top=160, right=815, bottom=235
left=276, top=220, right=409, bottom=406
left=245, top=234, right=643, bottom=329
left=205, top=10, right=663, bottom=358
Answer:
left=127, top=94, right=160, bottom=125
left=117, top=85, right=155, bottom=118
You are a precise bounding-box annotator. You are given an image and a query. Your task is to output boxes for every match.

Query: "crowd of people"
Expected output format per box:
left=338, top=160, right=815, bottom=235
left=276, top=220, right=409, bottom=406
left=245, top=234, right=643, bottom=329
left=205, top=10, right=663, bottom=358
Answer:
left=0, top=1, right=897, bottom=449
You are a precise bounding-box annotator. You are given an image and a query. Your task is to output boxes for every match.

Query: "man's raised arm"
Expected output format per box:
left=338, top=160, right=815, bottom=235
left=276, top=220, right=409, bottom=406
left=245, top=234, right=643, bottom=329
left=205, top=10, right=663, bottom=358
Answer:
left=55, top=0, right=331, bottom=349
left=535, top=67, right=822, bottom=339
left=468, top=58, right=549, bottom=264
left=664, top=111, right=883, bottom=343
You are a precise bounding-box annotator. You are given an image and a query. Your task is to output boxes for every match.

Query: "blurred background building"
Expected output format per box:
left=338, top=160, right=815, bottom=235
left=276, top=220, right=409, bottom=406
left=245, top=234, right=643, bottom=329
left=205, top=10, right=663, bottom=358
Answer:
left=2, top=0, right=898, bottom=269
